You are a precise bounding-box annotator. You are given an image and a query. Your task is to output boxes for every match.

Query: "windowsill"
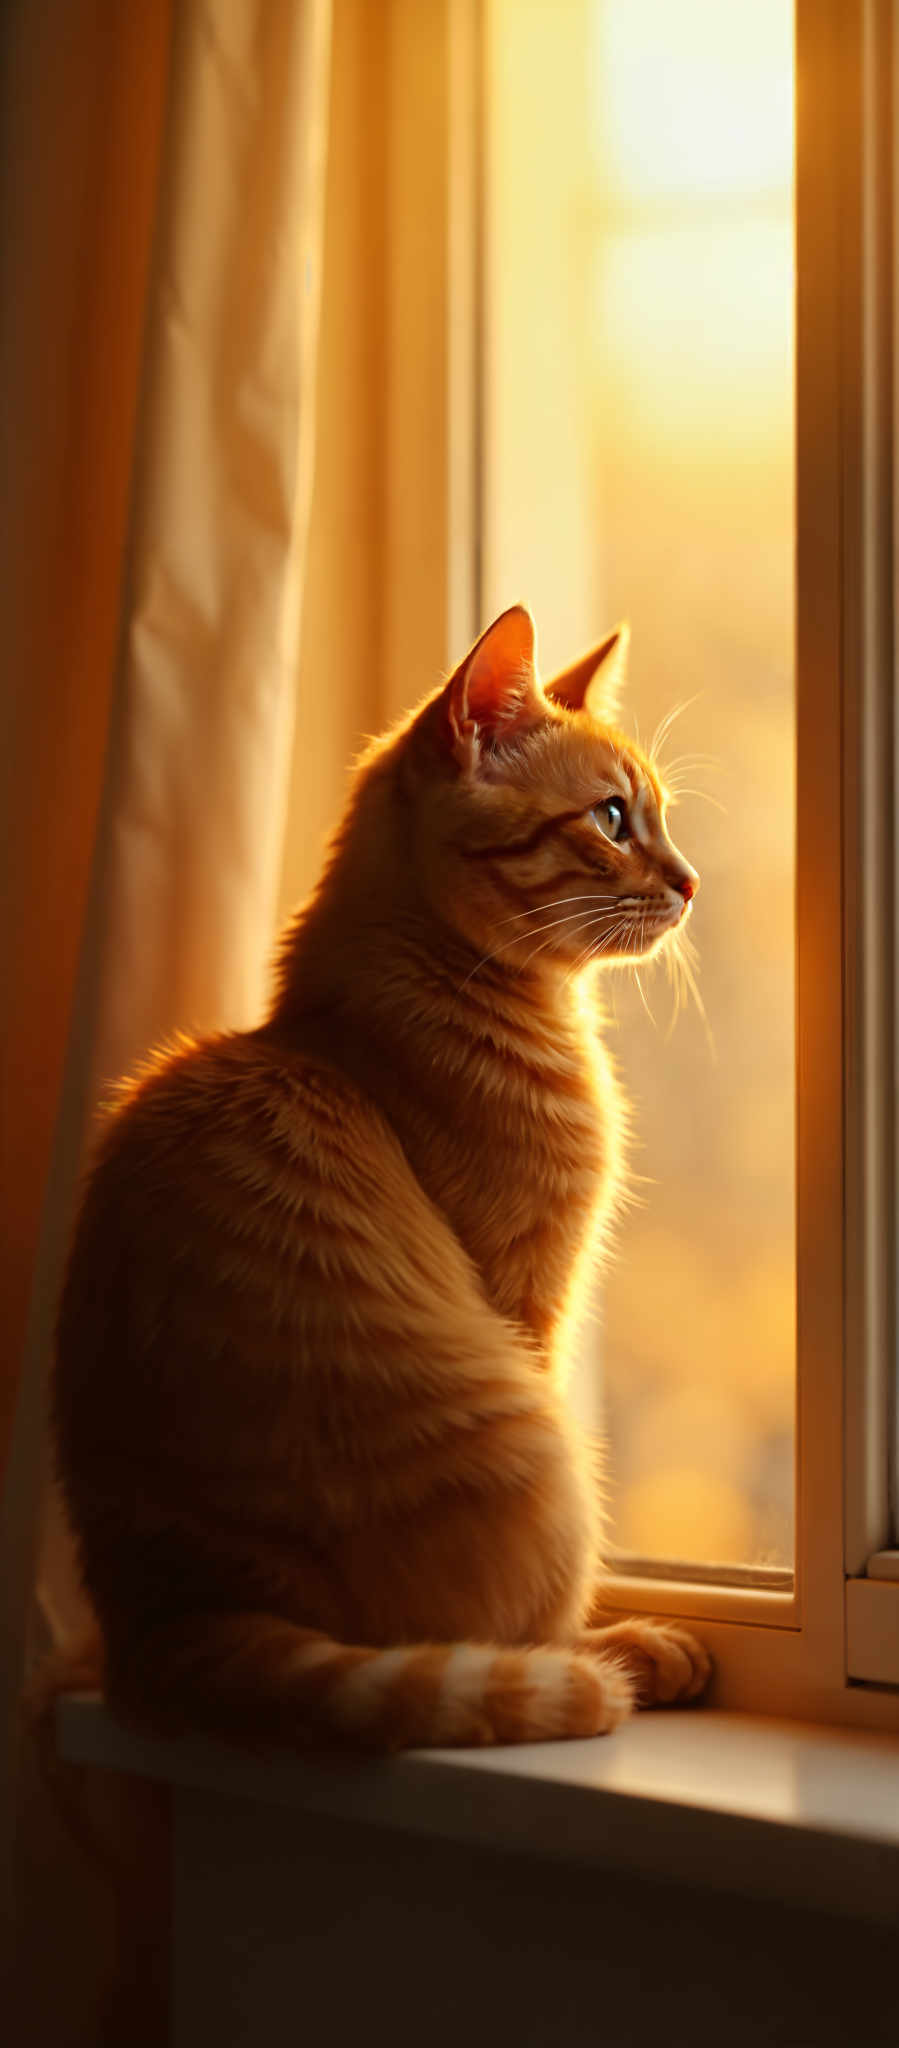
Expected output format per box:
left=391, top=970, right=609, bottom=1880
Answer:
left=58, top=1694, right=899, bottom=1924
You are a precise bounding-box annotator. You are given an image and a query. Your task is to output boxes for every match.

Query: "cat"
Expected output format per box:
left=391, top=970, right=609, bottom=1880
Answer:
left=51, top=603, right=710, bottom=1751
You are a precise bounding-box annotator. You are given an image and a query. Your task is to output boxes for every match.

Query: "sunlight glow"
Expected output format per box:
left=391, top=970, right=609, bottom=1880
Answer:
left=583, top=0, right=796, bottom=1569
left=593, top=0, right=794, bottom=204
left=486, top=0, right=796, bottom=1570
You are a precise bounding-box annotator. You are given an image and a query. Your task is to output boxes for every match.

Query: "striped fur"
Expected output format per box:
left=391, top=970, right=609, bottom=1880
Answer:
left=51, top=607, right=709, bottom=1750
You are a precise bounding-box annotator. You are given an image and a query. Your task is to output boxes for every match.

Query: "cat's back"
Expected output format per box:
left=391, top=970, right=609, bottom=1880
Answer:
left=73, top=1026, right=400, bottom=1230
left=55, top=1026, right=444, bottom=1405
left=53, top=1022, right=524, bottom=1602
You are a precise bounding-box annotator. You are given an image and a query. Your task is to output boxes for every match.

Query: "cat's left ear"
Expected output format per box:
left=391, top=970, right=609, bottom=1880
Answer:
left=544, top=623, right=630, bottom=727
left=444, top=604, right=546, bottom=772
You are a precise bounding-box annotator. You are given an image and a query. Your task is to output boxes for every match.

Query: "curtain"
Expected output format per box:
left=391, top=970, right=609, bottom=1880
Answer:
left=1, top=0, right=333, bottom=2036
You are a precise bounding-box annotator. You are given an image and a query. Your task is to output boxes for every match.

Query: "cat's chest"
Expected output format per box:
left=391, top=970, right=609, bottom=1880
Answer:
left=409, top=1017, right=617, bottom=1343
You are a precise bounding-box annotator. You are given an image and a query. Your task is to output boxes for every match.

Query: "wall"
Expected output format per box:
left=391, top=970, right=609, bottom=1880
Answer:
left=175, top=1798, right=899, bottom=2048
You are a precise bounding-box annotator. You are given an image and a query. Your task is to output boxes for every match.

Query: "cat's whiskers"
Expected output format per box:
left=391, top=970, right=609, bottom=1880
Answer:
left=633, top=965, right=655, bottom=1024
left=666, top=922, right=715, bottom=1058
left=606, top=917, right=634, bottom=959
left=658, top=748, right=720, bottom=776
left=565, top=910, right=635, bottom=986
left=658, top=741, right=724, bottom=822
left=551, top=907, right=635, bottom=989
left=649, top=695, right=702, bottom=764
left=518, top=905, right=627, bottom=978
left=663, top=936, right=685, bottom=1032
left=573, top=928, right=628, bottom=986
left=492, top=892, right=618, bottom=930
left=630, top=917, right=658, bottom=1027
left=665, top=786, right=726, bottom=815
left=457, top=900, right=621, bottom=990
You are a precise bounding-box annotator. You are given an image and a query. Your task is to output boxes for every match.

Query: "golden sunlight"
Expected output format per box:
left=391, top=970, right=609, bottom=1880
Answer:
left=485, top=0, right=796, bottom=1573
left=586, top=0, right=796, bottom=1572
left=593, top=0, right=794, bottom=204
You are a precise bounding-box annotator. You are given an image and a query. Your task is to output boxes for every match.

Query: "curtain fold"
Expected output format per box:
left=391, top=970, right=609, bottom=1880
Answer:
left=2, top=3, right=332, bottom=2036
left=0, top=0, right=175, bottom=1494
left=86, top=0, right=332, bottom=1105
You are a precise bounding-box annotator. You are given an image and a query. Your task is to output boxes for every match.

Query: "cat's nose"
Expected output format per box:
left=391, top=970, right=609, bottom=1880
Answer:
left=674, top=865, right=699, bottom=902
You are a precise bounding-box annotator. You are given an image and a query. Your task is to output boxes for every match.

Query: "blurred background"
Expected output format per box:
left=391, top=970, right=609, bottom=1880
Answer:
left=483, top=0, right=796, bottom=1575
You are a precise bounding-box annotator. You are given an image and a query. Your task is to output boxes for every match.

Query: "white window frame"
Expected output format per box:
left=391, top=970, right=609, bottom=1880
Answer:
left=398, top=0, right=899, bottom=1727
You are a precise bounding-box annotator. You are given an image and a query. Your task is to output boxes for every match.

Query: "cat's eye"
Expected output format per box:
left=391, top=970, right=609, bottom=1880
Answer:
left=591, top=798, right=630, bottom=843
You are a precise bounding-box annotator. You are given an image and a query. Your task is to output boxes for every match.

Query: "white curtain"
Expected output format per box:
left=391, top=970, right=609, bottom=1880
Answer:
left=3, top=0, right=331, bottom=2033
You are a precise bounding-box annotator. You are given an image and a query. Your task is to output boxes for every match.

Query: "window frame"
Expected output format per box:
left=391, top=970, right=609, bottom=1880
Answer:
left=840, top=0, right=899, bottom=1685
left=463, top=0, right=899, bottom=1725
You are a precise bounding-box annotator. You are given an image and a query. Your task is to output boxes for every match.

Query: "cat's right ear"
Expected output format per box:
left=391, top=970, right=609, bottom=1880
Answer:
left=544, top=624, right=630, bottom=727
left=443, top=604, right=545, bottom=773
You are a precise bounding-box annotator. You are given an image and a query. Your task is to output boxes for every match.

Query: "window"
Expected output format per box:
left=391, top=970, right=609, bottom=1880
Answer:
left=484, top=0, right=795, bottom=1582
left=452, top=0, right=899, bottom=1721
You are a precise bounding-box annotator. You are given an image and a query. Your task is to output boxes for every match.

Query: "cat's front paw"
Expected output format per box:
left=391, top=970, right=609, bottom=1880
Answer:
left=585, top=1618, right=712, bottom=1707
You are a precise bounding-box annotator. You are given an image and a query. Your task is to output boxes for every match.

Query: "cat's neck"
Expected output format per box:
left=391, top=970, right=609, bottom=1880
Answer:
left=269, top=751, right=577, bottom=1050
left=271, top=874, right=577, bottom=1062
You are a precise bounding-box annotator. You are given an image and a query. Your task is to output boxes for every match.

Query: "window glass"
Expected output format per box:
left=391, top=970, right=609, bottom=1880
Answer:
left=485, top=0, right=795, bottom=1573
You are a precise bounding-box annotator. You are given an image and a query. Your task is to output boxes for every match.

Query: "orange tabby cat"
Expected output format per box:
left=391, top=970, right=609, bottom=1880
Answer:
left=52, top=604, right=709, bottom=1750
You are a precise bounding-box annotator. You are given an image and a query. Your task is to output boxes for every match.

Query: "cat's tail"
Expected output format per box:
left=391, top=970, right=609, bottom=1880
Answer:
left=104, top=1614, right=636, bottom=1751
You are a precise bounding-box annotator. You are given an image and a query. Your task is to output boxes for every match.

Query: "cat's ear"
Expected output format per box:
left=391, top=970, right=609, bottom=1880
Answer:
left=444, top=604, right=545, bottom=772
left=544, top=623, right=630, bottom=726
